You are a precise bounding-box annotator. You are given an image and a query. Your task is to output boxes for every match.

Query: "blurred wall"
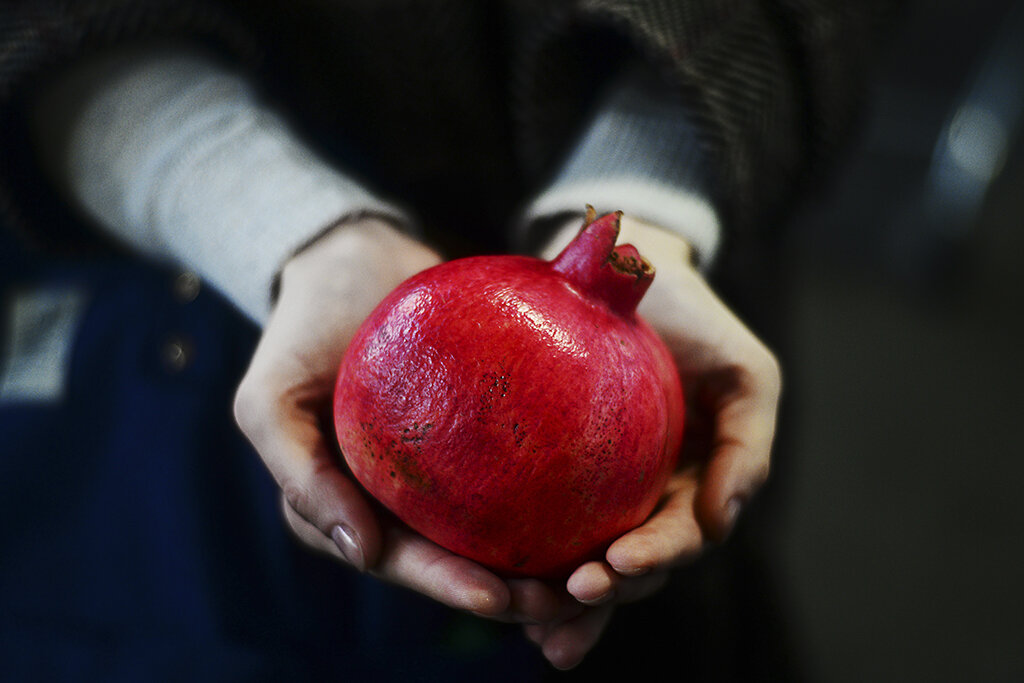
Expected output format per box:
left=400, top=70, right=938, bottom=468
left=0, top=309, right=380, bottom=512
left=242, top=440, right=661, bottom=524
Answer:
left=775, top=1, right=1024, bottom=681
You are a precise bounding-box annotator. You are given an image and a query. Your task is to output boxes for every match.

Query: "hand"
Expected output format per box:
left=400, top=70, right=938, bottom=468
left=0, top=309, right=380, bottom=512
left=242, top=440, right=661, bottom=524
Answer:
left=529, top=215, right=782, bottom=669
left=233, top=216, right=579, bottom=624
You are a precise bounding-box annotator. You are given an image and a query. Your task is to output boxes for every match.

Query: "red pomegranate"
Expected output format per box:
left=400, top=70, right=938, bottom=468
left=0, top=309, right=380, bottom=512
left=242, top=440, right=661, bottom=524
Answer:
left=333, top=208, right=684, bottom=577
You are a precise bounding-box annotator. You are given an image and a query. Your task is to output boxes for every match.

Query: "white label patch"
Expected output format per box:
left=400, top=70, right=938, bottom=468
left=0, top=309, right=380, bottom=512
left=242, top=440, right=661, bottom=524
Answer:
left=0, top=286, right=89, bottom=404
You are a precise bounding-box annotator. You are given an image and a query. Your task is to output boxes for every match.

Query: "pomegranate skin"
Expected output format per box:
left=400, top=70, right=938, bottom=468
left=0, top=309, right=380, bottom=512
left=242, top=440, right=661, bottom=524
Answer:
left=333, top=211, right=684, bottom=578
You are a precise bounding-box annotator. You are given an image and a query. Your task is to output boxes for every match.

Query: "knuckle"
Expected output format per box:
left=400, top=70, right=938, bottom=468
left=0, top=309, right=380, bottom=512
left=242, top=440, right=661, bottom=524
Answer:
left=232, top=374, right=274, bottom=438
left=232, top=378, right=259, bottom=432
left=281, top=482, right=313, bottom=524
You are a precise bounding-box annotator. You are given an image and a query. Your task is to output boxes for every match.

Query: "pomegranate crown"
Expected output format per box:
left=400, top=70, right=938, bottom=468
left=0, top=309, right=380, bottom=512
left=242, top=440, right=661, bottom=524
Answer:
left=551, top=206, right=655, bottom=316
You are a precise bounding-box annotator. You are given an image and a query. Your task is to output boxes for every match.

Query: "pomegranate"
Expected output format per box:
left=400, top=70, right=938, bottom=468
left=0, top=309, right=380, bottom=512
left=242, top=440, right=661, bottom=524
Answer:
left=333, top=208, right=684, bottom=577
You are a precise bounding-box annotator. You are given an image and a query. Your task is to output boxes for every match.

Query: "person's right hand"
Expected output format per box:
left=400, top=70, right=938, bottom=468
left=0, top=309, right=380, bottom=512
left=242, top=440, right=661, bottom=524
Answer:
left=233, top=216, right=581, bottom=627
left=522, top=213, right=782, bottom=669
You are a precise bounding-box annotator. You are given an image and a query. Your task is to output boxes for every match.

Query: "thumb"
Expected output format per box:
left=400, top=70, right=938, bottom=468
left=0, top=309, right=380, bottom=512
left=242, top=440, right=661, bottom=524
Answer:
left=694, top=357, right=781, bottom=541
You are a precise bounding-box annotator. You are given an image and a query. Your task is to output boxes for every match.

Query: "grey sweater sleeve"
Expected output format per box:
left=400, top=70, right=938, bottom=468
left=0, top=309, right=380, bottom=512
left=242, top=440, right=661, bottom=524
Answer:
left=31, top=45, right=411, bottom=324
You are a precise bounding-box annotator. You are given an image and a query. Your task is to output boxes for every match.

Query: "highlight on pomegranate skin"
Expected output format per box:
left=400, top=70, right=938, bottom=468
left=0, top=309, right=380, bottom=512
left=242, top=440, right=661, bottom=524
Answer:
left=333, top=207, right=684, bottom=578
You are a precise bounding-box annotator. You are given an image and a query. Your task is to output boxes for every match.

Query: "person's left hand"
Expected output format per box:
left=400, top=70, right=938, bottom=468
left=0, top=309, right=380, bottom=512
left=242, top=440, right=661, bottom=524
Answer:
left=526, top=214, right=783, bottom=669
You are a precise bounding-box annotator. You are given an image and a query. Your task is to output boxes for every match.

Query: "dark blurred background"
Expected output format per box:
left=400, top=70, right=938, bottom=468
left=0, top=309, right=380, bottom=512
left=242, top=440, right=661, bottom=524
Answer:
left=771, top=0, right=1024, bottom=680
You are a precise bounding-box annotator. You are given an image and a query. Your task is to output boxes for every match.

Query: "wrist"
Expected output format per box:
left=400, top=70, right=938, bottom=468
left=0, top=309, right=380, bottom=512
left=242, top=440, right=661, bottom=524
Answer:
left=617, top=214, right=694, bottom=268
left=278, top=214, right=440, bottom=307
left=541, top=213, right=694, bottom=271
left=282, top=215, right=405, bottom=283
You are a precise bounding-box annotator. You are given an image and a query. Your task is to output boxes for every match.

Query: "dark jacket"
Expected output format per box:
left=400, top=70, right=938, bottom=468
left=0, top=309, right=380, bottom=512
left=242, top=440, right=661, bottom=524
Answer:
left=1, top=0, right=899, bottom=256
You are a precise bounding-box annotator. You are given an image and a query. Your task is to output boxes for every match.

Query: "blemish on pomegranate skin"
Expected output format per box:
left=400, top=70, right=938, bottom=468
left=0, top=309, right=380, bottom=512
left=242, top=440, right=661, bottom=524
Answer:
left=392, top=451, right=434, bottom=492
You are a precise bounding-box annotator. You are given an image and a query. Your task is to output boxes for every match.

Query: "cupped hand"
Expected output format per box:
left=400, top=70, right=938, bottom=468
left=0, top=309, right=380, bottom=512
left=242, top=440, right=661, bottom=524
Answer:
left=233, top=216, right=579, bottom=625
left=531, top=214, right=782, bottom=669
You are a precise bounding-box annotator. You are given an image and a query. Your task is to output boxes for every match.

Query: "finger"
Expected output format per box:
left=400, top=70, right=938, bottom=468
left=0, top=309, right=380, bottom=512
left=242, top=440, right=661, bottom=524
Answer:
left=523, top=622, right=547, bottom=647
left=566, top=562, right=619, bottom=606
left=281, top=491, right=359, bottom=561
left=567, top=560, right=672, bottom=609
left=696, top=356, right=781, bottom=541
left=234, top=374, right=382, bottom=571
left=285, top=488, right=514, bottom=617
left=505, top=579, right=584, bottom=624
left=265, top=429, right=381, bottom=571
left=604, top=469, right=704, bottom=575
left=373, top=523, right=512, bottom=616
left=535, top=604, right=616, bottom=670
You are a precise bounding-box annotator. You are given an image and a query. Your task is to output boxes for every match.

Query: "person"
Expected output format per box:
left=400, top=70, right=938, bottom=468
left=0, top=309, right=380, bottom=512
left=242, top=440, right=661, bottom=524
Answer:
left=0, top=1, right=900, bottom=679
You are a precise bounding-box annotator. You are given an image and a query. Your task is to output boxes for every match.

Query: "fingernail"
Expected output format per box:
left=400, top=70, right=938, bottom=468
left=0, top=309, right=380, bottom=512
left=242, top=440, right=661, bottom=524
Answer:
left=465, top=588, right=506, bottom=616
left=612, top=564, right=650, bottom=577
left=724, top=497, right=743, bottom=536
left=331, top=524, right=366, bottom=572
left=579, top=589, right=615, bottom=607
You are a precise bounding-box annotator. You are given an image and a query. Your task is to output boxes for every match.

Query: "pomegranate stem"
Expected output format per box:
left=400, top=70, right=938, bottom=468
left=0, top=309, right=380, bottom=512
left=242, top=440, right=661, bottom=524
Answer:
left=550, top=207, right=655, bottom=316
